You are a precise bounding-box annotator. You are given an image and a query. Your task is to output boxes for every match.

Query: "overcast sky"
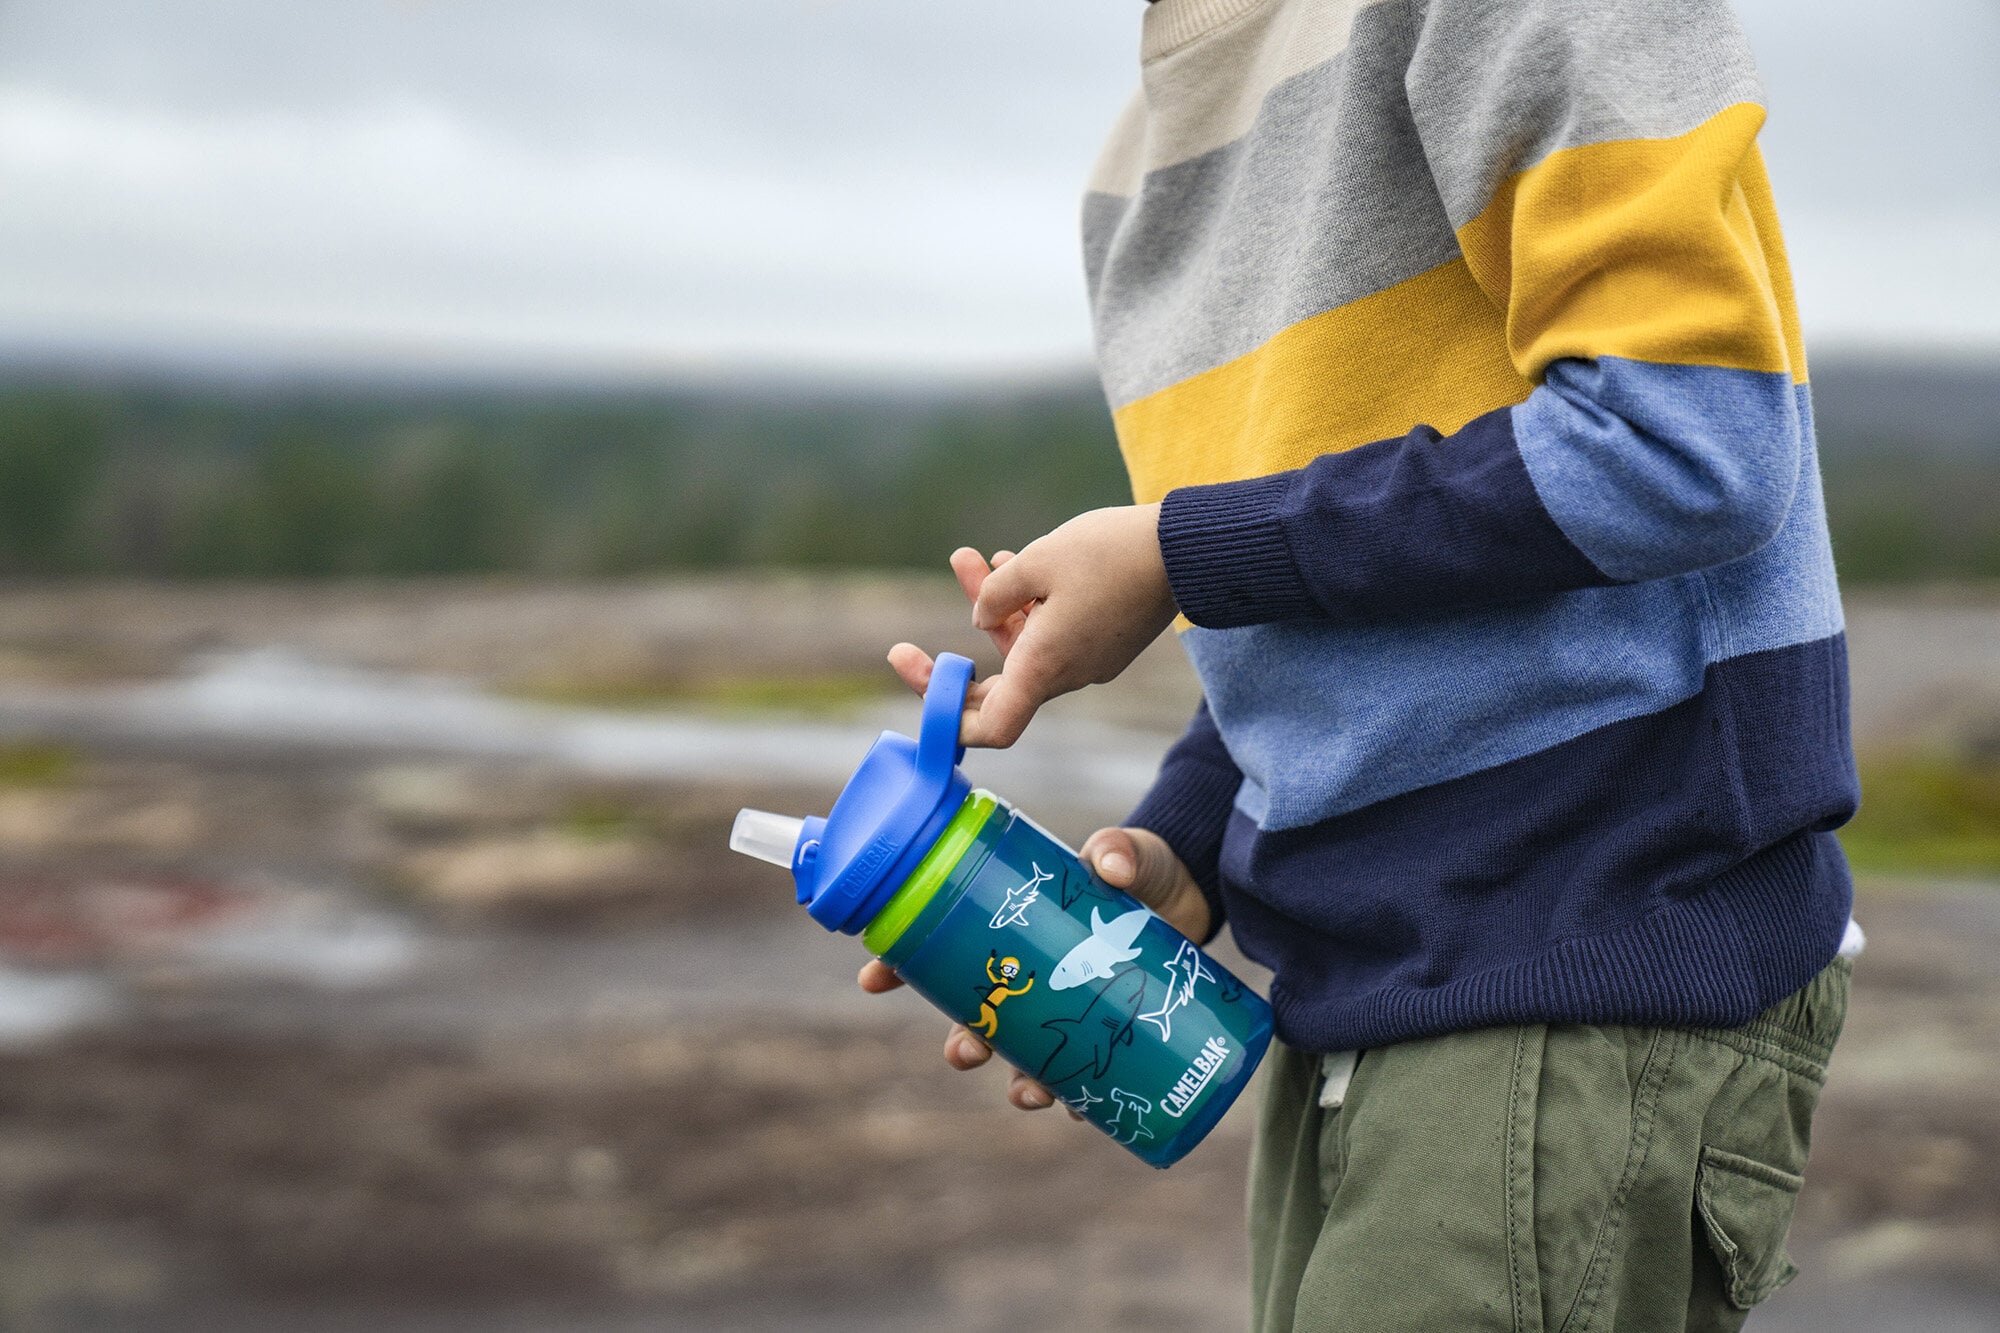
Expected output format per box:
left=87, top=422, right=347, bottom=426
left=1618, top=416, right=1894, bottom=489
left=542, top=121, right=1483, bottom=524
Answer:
left=0, top=0, right=1995, bottom=380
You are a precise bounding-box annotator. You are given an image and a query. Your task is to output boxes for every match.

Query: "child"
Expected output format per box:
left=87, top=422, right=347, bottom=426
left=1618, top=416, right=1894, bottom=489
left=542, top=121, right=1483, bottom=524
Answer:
left=863, top=0, right=1860, bottom=1327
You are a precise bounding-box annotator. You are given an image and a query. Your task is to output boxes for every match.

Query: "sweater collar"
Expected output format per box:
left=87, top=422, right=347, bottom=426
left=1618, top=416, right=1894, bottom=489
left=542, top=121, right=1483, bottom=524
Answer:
left=1141, top=0, right=1272, bottom=62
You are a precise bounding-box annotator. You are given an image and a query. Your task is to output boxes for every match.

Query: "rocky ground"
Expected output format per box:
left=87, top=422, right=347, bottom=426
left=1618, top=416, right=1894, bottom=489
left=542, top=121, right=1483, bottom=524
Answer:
left=0, top=579, right=1993, bottom=1331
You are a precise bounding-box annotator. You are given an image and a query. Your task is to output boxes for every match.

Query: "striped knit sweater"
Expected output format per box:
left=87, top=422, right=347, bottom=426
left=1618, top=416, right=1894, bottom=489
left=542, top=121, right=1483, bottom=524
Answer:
left=1102, top=0, right=1858, bottom=1054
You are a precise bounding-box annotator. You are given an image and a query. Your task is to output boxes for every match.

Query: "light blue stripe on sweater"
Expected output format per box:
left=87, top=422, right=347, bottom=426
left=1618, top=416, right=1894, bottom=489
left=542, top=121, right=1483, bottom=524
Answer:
left=1705, top=385, right=1845, bottom=659
left=1514, top=358, right=1803, bottom=583
left=1193, top=574, right=1714, bottom=830
left=1191, top=382, right=1841, bottom=833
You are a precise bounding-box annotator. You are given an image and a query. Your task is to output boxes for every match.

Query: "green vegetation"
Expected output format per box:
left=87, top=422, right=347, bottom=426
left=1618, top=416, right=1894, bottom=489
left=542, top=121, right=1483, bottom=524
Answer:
left=1822, top=454, right=2000, bottom=584
left=557, top=794, right=650, bottom=843
left=1843, top=751, right=2000, bottom=877
left=0, top=741, right=78, bottom=788
left=0, top=379, right=1130, bottom=577
left=507, top=670, right=891, bottom=715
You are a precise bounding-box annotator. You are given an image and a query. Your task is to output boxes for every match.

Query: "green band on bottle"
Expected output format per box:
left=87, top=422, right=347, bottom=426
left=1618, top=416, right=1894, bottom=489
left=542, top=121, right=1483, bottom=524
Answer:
left=862, top=790, right=998, bottom=956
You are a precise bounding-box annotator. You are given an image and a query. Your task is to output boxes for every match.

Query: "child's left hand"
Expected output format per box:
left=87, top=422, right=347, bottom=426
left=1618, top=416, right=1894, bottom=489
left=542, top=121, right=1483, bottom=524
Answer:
left=887, top=502, right=1175, bottom=748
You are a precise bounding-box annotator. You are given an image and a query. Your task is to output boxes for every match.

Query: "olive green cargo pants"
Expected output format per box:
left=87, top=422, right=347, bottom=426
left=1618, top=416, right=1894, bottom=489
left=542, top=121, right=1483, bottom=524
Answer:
left=1248, top=960, right=1849, bottom=1332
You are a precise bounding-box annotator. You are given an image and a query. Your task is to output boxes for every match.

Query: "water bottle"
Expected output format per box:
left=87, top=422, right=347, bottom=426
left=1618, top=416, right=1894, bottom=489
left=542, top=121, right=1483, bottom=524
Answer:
left=729, top=652, right=1271, bottom=1167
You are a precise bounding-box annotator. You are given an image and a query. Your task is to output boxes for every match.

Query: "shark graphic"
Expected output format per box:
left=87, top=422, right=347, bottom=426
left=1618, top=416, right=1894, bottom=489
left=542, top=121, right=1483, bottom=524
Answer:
left=988, top=863, right=1051, bottom=930
left=1036, top=965, right=1149, bottom=1085
left=1108, top=1087, right=1154, bottom=1146
left=1137, top=938, right=1215, bottom=1041
left=1062, top=1085, right=1104, bottom=1116
left=1049, top=907, right=1149, bottom=991
left=1058, top=864, right=1120, bottom=912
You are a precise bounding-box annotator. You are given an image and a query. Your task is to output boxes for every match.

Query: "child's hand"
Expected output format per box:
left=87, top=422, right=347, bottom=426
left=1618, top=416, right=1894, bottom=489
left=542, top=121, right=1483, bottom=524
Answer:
left=887, top=503, right=1175, bottom=748
left=856, top=827, right=1209, bottom=1118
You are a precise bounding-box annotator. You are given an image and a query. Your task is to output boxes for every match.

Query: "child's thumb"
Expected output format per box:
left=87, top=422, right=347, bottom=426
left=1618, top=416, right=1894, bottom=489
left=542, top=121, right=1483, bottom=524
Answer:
left=1083, top=827, right=1173, bottom=912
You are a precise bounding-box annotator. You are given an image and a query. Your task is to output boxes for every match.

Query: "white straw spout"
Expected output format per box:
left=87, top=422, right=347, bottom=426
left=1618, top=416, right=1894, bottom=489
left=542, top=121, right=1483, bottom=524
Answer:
left=731, top=808, right=805, bottom=868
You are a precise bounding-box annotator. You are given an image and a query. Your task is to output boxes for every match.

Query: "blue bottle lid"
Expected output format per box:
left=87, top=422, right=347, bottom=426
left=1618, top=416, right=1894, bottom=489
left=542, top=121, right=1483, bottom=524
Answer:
left=790, top=652, right=975, bottom=934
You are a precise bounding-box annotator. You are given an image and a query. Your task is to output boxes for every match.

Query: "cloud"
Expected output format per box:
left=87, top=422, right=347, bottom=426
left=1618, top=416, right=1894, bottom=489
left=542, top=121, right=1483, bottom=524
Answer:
left=0, top=82, right=1087, bottom=370
left=0, top=0, right=1139, bottom=374
left=0, top=0, right=1994, bottom=375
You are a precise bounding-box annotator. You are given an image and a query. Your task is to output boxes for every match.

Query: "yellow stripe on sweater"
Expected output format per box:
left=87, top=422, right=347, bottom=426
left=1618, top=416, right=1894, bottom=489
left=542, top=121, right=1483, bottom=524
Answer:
left=1112, top=105, right=1809, bottom=509
left=1740, top=144, right=1810, bottom=384
left=1112, top=258, right=1533, bottom=504
left=1456, top=102, right=1805, bottom=385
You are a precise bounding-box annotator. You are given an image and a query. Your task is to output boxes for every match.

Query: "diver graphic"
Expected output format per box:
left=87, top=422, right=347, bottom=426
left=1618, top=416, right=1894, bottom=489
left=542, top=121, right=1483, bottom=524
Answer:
left=989, top=863, right=1051, bottom=929
left=1137, top=938, right=1216, bottom=1040
left=969, top=950, right=1035, bottom=1039
left=1107, top=1087, right=1154, bottom=1146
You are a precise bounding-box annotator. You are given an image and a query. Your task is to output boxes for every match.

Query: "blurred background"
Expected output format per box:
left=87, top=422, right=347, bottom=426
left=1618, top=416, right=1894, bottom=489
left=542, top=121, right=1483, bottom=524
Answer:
left=0, top=1, right=1994, bottom=1329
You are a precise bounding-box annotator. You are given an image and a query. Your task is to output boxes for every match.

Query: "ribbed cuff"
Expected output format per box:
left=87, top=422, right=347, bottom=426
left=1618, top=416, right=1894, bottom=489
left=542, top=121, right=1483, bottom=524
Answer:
left=1125, top=758, right=1244, bottom=945
left=1159, top=471, right=1317, bottom=628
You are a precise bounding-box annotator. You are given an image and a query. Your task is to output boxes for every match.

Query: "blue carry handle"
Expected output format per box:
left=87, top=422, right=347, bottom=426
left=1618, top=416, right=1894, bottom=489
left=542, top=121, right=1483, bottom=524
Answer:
left=918, top=651, right=975, bottom=774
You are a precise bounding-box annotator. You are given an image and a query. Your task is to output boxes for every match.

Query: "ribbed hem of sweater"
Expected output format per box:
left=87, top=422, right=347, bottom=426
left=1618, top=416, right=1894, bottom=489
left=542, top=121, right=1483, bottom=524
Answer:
left=1125, top=758, right=1243, bottom=945
left=1142, top=0, right=1273, bottom=61
left=1263, top=829, right=1854, bottom=1053
left=1159, top=471, right=1318, bottom=627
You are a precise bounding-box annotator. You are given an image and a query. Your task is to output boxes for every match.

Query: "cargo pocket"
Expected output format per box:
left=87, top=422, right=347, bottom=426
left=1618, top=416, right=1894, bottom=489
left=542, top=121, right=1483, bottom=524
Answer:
left=1695, top=1145, right=1803, bottom=1309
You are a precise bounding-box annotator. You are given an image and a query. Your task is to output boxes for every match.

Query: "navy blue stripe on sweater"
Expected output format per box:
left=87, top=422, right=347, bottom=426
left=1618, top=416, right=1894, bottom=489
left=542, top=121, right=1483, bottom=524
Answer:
left=1215, top=633, right=1858, bottom=1053
left=1123, top=698, right=1241, bottom=944
left=1159, top=357, right=1807, bottom=628
left=1161, top=401, right=1613, bottom=628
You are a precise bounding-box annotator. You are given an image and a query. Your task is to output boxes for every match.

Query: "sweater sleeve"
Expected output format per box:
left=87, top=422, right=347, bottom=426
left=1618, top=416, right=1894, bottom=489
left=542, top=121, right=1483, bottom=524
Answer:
left=1123, top=698, right=1241, bottom=944
left=1159, top=0, right=1807, bottom=629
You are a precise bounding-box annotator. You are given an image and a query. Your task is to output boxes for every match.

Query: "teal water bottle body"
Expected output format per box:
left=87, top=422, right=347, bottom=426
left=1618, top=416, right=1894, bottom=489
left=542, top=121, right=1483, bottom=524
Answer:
left=729, top=651, right=1272, bottom=1168
left=875, top=794, right=1272, bottom=1168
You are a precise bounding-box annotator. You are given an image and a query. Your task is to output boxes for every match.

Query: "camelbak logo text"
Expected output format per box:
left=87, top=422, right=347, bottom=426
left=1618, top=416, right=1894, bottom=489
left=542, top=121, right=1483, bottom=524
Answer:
left=1161, top=1036, right=1231, bottom=1119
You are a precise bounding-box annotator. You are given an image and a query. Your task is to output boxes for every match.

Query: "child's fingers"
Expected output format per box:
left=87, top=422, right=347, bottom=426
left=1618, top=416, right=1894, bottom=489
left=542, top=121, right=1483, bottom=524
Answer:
left=883, top=664, right=1022, bottom=750
left=971, top=548, right=1043, bottom=633
left=1086, top=827, right=1180, bottom=919
left=962, top=669, right=1040, bottom=749
left=1008, top=1071, right=1055, bottom=1110
left=1082, top=826, right=1209, bottom=938
left=986, top=553, right=1028, bottom=648
left=948, top=547, right=991, bottom=606
left=991, top=611, right=1028, bottom=657
left=950, top=548, right=1028, bottom=656
left=988, top=552, right=1028, bottom=651
left=889, top=634, right=1046, bottom=746
left=857, top=959, right=905, bottom=993
left=945, top=1025, right=992, bottom=1069
left=886, top=642, right=933, bottom=696
left=1081, top=827, right=1139, bottom=888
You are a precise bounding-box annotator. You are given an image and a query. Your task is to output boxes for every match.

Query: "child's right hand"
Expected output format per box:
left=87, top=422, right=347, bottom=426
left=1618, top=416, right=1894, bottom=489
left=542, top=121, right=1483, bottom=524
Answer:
left=887, top=512, right=1175, bottom=749
left=855, top=825, right=1210, bottom=1118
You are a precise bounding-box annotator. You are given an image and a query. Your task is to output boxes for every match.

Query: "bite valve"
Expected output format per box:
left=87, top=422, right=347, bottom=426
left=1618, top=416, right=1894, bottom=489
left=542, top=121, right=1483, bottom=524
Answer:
left=730, top=809, right=804, bottom=868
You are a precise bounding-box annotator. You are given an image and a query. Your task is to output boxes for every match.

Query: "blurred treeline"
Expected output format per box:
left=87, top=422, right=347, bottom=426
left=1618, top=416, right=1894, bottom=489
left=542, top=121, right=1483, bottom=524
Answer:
left=0, top=377, right=1129, bottom=577
left=0, top=358, right=1995, bottom=581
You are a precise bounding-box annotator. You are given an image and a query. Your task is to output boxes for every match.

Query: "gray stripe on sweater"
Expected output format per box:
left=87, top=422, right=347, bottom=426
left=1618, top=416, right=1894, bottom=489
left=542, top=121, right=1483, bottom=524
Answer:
left=1406, top=0, right=1767, bottom=227
left=1081, top=191, right=1128, bottom=306
left=1084, top=0, right=1767, bottom=407
left=1086, top=2, right=1458, bottom=409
